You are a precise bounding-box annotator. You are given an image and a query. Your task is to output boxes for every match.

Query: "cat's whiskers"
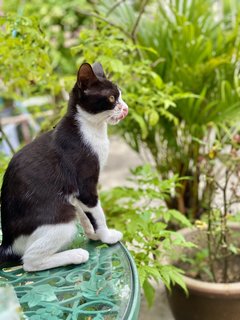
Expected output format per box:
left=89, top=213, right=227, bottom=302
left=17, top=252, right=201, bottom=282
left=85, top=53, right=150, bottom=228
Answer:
left=108, top=109, right=121, bottom=121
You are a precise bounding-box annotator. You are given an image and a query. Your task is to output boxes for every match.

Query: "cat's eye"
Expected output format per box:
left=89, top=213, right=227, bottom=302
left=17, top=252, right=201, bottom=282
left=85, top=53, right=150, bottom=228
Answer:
left=109, top=96, right=115, bottom=103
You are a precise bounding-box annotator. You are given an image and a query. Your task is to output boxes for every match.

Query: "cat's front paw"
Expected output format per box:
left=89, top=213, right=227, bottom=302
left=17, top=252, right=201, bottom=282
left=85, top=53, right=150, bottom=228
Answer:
left=98, top=229, right=123, bottom=244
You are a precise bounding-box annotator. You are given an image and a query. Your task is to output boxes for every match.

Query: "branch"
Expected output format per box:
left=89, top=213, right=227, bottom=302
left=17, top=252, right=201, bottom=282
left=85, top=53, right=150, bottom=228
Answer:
left=77, top=3, right=150, bottom=59
left=150, top=57, right=166, bottom=68
left=106, top=0, right=126, bottom=17
left=87, top=0, right=100, bottom=14
left=76, top=9, right=131, bottom=38
left=207, top=209, right=217, bottom=282
left=131, top=0, right=149, bottom=42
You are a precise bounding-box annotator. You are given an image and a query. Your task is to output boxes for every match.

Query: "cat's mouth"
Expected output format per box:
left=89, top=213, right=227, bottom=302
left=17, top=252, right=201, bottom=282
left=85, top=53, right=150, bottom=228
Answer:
left=107, top=117, right=121, bottom=125
left=107, top=103, right=128, bottom=125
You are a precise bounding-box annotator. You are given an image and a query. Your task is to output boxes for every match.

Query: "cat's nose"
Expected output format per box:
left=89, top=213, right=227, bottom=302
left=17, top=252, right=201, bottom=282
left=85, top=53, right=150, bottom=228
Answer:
left=121, top=104, right=128, bottom=118
left=116, top=101, right=128, bottom=120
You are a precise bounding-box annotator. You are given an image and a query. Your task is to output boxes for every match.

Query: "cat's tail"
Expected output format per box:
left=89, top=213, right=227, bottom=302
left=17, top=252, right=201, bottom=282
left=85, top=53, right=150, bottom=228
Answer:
left=0, top=245, right=22, bottom=268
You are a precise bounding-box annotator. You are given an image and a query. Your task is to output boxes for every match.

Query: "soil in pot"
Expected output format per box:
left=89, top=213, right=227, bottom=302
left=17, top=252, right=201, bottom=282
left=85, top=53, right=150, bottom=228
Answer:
left=179, top=252, right=240, bottom=283
left=167, top=225, right=240, bottom=320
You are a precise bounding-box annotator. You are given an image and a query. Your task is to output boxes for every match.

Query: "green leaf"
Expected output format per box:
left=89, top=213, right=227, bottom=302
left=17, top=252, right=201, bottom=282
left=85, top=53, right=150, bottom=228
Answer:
left=143, top=266, right=161, bottom=282
left=138, top=267, right=147, bottom=286
left=168, top=210, right=192, bottom=227
left=131, top=112, right=148, bottom=139
left=151, top=72, right=163, bottom=89
left=148, top=110, right=159, bottom=126
left=171, top=271, right=188, bottom=295
left=143, top=279, right=155, bottom=307
left=229, top=243, right=238, bottom=255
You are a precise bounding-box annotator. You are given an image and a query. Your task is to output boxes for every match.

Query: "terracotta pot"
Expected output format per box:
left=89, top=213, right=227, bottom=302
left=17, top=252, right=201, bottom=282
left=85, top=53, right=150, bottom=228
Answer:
left=167, top=224, right=240, bottom=320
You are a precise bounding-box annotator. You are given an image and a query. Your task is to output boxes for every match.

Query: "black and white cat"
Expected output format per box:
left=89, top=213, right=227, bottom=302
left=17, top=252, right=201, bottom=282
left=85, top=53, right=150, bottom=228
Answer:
left=0, top=62, right=128, bottom=272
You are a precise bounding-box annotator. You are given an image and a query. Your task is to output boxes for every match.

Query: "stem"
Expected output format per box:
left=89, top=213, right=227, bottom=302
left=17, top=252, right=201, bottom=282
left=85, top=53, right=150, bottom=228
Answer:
left=76, top=3, right=148, bottom=59
left=222, top=169, right=229, bottom=283
left=207, top=209, right=217, bottom=282
left=177, top=188, right=185, bottom=214
left=131, top=0, right=149, bottom=42
left=215, top=169, right=231, bottom=283
left=130, top=0, right=149, bottom=58
left=192, top=142, right=200, bottom=218
left=0, top=125, right=15, bottom=154
left=75, top=9, right=132, bottom=38
left=106, top=0, right=126, bottom=17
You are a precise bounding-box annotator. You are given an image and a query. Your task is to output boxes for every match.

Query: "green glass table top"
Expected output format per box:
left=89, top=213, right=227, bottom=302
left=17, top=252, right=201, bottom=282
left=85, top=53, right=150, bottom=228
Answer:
left=0, top=230, right=140, bottom=320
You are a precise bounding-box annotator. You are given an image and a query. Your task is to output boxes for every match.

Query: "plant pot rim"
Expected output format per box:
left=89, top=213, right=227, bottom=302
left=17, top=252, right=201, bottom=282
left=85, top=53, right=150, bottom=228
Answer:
left=181, top=274, right=240, bottom=296
left=178, top=222, right=240, bottom=296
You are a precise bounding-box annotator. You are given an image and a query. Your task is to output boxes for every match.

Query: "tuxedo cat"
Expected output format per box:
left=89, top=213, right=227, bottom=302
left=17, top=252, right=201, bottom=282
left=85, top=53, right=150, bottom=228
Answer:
left=0, top=62, right=128, bottom=271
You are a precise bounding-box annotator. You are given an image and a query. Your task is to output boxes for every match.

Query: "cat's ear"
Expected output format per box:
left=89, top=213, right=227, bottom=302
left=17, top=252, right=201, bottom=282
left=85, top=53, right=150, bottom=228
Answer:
left=77, top=63, right=98, bottom=90
left=92, top=62, right=106, bottom=79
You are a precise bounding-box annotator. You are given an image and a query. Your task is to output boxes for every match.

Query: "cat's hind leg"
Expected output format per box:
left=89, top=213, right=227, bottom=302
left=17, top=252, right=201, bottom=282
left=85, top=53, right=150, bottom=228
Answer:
left=21, top=222, right=89, bottom=272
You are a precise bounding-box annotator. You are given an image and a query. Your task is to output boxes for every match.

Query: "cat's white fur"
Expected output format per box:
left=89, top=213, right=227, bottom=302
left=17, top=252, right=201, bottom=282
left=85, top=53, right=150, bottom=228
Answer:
left=13, top=222, right=89, bottom=271
left=12, top=89, right=127, bottom=271
left=75, top=106, right=110, bottom=170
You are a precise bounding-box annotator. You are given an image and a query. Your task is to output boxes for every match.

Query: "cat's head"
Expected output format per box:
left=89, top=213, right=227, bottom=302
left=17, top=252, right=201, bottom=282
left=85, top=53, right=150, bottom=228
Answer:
left=72, top=62, right=128, bottom=125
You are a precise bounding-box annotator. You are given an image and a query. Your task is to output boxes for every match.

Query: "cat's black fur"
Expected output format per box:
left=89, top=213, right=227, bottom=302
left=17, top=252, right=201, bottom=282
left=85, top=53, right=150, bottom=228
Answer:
left=0, top=63, right=121, bottom=264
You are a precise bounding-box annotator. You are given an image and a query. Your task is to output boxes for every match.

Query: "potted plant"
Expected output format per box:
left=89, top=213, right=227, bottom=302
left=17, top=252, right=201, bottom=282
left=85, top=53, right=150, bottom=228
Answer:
left=168, top=223, right=240, bottom=320
left=167, top=140, right=240, bottom=320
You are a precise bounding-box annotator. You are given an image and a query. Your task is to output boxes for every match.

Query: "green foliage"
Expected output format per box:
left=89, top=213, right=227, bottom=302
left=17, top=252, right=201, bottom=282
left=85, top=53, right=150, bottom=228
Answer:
left=101, top=165, right=194, bottom=306
left=1, top=0, right=91, bottom=129
left=3, top=0, right=90, bottom=75
left=0, top=15, right=56, bottom=101
left=84, top=0, right=240, bottom=218
left=71, top=23, right=194, bottom=150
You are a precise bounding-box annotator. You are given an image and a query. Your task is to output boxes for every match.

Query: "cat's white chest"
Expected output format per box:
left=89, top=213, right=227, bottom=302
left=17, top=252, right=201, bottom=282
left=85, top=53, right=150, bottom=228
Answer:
left=76, top=108, right=109, bottom=170
left=84, top=127, right=109, bottom=170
